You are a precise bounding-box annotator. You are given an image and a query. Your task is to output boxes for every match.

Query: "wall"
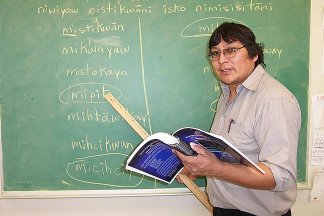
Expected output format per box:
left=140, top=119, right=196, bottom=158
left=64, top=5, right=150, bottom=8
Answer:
left=0, top=0, right=324, bottom=216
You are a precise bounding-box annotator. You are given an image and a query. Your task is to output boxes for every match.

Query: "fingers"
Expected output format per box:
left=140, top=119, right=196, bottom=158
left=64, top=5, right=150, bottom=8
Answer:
left=176, top=166, right=197, bottom=184
left=174, top=143, right=207, bottom=162
left=189, top=142, right=207, bottom=155
left=175, top=142, right=222, bottom=179
left=175, top=175, right=183, bottom=183
left=173, top=149, right=185, bottom=160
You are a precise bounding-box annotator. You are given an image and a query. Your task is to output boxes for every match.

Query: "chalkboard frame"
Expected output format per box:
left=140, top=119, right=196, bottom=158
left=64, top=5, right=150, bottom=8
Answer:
left=0, top=0, right=311, bottom=196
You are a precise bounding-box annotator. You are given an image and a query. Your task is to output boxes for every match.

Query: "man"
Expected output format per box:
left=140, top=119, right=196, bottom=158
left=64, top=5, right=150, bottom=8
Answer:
left=175, top=22, right=301, bottom=216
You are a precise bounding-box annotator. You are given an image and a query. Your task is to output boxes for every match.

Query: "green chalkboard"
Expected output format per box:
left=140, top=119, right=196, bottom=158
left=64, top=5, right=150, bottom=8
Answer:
left=0, top=0, right=309, bottom=194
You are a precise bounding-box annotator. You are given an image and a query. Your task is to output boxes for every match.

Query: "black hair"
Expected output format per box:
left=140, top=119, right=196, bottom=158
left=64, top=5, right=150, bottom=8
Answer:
left=208, top=22, right=265, bottom=68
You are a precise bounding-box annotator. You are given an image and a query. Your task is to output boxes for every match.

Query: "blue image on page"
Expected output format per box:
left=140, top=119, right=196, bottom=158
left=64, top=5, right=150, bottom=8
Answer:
left=127, top=139, right=183, bottom=183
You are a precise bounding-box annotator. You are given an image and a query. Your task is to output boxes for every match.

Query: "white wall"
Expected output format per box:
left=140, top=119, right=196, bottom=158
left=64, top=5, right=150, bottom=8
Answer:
left=0, top=190, right=323, bottom=216
left=1, top=1, right=324, bottom=216
left=0, top=194, right=210, bottom=216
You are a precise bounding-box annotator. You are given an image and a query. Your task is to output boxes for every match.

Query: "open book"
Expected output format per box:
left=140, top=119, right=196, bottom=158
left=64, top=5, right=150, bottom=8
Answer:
left=126, top=127, right=265, bottom=184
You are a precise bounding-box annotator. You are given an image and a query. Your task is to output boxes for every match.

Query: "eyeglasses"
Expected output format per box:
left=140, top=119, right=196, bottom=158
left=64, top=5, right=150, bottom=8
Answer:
left=208, top=46, right=245, bottom=61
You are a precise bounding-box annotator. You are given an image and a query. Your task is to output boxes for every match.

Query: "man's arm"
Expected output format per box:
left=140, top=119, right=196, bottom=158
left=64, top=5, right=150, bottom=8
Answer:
left=175, top=143, right=276, bottom=190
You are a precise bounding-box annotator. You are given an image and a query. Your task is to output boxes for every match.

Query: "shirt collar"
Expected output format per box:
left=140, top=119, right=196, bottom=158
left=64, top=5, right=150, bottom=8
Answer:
left=242, top=64, right=265, bottom=91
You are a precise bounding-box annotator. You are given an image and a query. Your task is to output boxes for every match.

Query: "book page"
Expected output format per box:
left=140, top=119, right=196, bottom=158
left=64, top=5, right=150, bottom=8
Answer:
left=126, top=133, right=183, bottom=184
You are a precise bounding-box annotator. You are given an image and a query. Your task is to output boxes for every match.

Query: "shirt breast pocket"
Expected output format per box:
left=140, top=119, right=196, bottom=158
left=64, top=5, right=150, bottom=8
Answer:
left=226, top=121, right=258, bottom=160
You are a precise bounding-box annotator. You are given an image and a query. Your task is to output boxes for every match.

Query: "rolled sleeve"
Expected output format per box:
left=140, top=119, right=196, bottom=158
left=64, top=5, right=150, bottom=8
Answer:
left=264, top=162, right=297, bottom=191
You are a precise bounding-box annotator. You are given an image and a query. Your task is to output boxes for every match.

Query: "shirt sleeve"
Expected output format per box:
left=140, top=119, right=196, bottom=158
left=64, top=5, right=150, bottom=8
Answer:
left=254, top=94, right=301, bottom=192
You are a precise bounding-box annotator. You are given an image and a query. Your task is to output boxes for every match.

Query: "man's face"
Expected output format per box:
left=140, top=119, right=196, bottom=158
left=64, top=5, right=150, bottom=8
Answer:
left=210, top=39, right=258, bottom=90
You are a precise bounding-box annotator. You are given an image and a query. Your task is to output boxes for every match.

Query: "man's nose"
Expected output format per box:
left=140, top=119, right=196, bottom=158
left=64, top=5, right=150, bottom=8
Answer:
left=218, top=52, right=228, bottom=63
